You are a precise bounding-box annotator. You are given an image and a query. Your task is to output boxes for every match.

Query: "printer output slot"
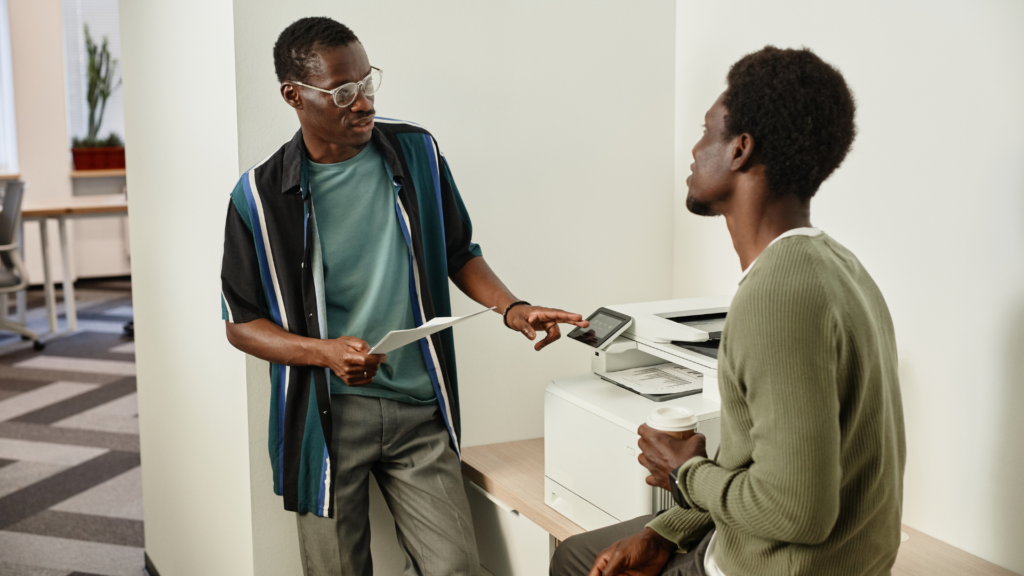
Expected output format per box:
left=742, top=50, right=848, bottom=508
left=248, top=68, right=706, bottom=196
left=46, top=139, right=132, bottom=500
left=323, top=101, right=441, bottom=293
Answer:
left=665, top=312, right=727, bottom=340
left=669, top=340, right=720, bottom=361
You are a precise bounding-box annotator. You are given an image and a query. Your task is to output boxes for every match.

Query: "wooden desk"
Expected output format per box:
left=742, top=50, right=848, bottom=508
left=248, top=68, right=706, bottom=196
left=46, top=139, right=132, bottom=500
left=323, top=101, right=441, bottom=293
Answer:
left=463, top=438, right=584, bottom=543
left=21, top=194, right=129, bottom=335
left=463, top=438, right=1017, bottom=576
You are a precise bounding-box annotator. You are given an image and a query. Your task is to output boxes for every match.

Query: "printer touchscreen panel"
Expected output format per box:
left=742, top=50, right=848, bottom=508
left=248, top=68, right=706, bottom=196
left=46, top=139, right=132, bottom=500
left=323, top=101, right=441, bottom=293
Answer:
left=568, top=308, right=632, bottom=349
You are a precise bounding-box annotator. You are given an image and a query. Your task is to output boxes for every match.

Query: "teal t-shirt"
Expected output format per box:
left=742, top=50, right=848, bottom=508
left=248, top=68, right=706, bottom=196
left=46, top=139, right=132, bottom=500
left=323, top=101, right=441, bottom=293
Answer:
left=307, top=142, right=436, bottom=405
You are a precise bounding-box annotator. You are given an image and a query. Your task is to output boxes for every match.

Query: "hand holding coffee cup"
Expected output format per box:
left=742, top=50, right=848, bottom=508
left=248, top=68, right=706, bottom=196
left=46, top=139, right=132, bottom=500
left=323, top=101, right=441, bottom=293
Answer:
left=637, top=406, right=707, bottom=492
left=646, top=406, right=698, bottom=439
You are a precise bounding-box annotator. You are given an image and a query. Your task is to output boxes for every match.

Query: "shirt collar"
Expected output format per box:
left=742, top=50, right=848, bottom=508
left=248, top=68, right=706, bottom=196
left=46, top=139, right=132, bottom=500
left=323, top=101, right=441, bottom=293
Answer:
left=281, top=126, right=407, bottom=197
left=280, top=129, right=305, bottom=195
left=739, top=227, right=822, bottom=283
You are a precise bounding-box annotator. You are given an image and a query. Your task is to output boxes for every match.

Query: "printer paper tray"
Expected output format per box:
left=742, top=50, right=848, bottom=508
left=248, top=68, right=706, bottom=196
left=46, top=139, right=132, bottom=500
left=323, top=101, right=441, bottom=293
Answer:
left=597, top=374, right=701, bottom=402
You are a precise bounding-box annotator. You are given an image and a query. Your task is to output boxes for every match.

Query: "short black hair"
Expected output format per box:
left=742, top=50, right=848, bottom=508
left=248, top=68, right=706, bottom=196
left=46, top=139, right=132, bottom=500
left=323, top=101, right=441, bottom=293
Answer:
left=274, top=17, right=359, bottom=83
left=723, top=46, right=856, bottom=201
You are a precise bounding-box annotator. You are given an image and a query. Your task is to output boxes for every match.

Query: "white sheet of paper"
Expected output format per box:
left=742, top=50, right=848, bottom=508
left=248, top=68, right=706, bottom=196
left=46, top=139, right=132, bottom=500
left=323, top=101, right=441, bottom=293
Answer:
left=368, top=307, right=494, bottom=354
left=599, top=363, right=703, bottom=395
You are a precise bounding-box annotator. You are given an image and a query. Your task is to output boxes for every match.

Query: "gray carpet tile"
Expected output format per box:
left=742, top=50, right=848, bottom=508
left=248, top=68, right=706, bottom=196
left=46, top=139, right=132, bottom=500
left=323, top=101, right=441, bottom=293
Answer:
left=0, top=461, right=67, bottom=500
left=12, top=357, right=135, bottom=377
left=0, top=560, right=71, bottom=576
left=9, top=510, right=144, bottom=548
left=52, top=394, right=138, bottom=435
left=0, top=422, right=139, bottom=453
left=0, top=331, right=134, bottom=364
left=14, top=377, right=136, bottom=425
left=0, top=450, right=140, bottom=530
left=52, top=467, right=142, bottom=521
left=0, top=438, right=105, bottom=466
left=0, top=377, right=72, bottom=392
left=0, top=389, right=23, bottom=401
left=0, top=280, right=139, bottom=574
left=0, top=531, right=143, bottom=576
left=75, top=312, right=131, bottom=324
left=0, top=365, right=121, bottom=385
left=0, top=383, right=98, bottom=423
left=73, top=296, right=132, bottom=315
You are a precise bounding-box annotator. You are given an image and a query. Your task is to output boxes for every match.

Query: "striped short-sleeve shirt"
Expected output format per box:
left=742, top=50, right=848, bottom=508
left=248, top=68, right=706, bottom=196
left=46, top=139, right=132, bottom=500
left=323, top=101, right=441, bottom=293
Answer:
left=220, top=120, right=482, bottom=517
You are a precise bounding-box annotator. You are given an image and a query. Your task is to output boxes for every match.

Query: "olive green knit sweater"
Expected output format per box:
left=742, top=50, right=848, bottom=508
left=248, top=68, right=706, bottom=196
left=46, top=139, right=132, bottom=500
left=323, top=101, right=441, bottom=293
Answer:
left=649, top=232, right=906, bottom=575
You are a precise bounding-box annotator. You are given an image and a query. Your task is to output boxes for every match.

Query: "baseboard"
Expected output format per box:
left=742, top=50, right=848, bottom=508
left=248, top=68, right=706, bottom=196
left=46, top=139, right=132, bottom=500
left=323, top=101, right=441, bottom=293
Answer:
left=144, top=551, right=161, bottom=576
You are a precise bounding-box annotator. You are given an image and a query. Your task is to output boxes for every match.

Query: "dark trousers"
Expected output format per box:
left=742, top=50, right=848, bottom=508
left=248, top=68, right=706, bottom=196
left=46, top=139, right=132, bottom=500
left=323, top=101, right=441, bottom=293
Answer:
left=550, top=513, right=714, bottom=576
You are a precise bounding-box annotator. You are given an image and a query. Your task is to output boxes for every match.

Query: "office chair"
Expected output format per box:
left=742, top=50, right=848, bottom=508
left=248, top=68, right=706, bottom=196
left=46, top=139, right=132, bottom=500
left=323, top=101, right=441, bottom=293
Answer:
left=0, top=181, right=43, bottom=350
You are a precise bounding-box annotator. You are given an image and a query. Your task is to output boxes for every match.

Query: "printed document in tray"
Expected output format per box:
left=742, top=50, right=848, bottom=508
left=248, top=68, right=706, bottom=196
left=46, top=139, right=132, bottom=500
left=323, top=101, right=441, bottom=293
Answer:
left=599, top=363, right=703, bottom=396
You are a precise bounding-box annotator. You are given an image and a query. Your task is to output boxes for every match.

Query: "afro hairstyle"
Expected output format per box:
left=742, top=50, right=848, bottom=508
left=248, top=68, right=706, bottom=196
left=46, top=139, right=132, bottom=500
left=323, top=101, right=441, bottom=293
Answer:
left=723, top=46, right=857, bottom=201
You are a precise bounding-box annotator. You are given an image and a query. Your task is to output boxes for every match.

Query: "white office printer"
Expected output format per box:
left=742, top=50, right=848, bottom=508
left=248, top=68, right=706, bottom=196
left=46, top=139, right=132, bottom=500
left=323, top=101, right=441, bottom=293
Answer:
left=544, top=296, right=730, bottom=531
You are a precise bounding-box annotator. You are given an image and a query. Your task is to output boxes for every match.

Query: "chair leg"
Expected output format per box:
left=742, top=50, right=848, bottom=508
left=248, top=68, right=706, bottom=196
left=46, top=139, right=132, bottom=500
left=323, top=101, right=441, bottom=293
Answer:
left=0, top=317, right=40, bottom=343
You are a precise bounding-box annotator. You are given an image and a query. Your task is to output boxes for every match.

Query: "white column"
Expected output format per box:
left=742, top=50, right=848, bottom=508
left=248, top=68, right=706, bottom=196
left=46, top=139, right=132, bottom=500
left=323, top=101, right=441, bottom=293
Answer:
left=120, top=1, right=253, bottom=575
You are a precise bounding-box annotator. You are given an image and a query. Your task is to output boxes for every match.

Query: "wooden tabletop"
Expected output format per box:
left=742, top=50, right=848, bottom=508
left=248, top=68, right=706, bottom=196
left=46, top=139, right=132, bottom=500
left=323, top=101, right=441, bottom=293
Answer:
left=70, top=168, right=126, bottom=178
left=462, top=438, right=1017, bottom=575
left=22, top=194, right=128, bottom=218
left=462, top=438, right=585, bottom=542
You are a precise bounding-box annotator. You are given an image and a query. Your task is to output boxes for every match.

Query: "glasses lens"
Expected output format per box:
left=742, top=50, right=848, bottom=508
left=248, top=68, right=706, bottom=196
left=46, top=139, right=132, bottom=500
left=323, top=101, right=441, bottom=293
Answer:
left=364, top=69, right=382, bottom=96
left=333, top=85, right=358, bottom=107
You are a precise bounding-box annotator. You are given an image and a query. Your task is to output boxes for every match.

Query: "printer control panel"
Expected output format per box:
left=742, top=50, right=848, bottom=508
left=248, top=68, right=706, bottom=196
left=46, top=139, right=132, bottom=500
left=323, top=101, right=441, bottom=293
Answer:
left=568, top=307, right=632, bottom=350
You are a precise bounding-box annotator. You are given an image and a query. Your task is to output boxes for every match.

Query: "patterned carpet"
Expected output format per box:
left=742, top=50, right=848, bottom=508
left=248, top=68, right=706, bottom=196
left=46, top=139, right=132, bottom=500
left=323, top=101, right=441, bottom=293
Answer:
left=0, top=280, right=143, bottom=576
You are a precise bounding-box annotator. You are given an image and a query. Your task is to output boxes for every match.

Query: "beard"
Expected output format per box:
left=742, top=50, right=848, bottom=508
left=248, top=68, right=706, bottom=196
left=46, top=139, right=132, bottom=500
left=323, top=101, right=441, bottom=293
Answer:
left=685, top=192, right=720, bottom=217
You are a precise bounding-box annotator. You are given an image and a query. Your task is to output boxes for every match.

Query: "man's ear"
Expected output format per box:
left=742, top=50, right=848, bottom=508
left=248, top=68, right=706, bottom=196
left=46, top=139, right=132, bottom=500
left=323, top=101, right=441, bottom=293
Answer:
left=281, top=83, right=303, bottom=110
left=730, top=133, right=756, bottom=172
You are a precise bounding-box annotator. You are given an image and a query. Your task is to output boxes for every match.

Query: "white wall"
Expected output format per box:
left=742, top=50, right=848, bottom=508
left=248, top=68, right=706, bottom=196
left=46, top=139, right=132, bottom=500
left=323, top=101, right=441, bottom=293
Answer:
left=674, top=1, right=1024, bottom=572
left=231, top=1, right=675, bottom=573
left=8, top=0, right=72, bottom=285
left=120, top=1, right=254, bottom=575
left=63, top=0, right=131, bottom=280
left=7, top=1, right=128, bottom=287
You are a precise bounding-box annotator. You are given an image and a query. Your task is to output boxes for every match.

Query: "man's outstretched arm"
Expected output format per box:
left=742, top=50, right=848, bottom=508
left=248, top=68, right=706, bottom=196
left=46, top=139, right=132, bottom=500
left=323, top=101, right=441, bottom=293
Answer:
left=225, top=320, right=385, bottom=387
left=450, top=256, right=588, bottom=351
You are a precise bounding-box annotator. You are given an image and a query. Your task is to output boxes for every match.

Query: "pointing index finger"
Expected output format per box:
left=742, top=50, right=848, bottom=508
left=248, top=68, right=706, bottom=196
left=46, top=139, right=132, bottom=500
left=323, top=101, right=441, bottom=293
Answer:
left=533, top=308, right=589, bottom=326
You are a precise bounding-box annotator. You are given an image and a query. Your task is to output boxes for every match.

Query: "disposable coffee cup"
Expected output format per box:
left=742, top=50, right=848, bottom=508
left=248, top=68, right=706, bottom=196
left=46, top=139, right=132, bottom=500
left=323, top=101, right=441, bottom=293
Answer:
left=646, top=406, right=698, bottom=440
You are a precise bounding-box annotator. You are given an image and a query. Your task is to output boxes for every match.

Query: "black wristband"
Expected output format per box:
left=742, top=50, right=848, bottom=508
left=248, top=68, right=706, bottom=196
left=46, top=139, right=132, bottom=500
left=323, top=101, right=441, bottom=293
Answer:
left=502, top=300, right=531, bottom=329
left=669, top=465, right=690, bottom=509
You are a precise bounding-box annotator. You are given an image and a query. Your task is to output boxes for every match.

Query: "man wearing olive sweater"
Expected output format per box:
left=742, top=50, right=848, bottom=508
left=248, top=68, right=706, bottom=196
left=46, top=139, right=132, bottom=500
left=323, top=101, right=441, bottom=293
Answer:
left=550, top=46, right=906, bottom=576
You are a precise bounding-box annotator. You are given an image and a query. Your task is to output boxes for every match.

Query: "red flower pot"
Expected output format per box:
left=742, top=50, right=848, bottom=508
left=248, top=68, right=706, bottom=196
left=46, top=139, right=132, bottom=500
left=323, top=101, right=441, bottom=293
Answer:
left=71, top=147, right=126, bottom=170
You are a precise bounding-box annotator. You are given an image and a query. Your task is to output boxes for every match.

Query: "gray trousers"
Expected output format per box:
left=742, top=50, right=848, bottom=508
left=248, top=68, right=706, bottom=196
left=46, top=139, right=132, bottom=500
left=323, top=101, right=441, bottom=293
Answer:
left=550, top=513, right=713, bottom=576
left=296, top=395, right=479, bottom=576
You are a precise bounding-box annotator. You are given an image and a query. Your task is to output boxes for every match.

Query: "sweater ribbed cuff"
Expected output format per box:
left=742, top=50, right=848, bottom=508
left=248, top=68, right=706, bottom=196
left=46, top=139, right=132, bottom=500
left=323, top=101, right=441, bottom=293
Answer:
left=679, top=456, right=713, bottom=512
left=645, top=506, right=714, bottom=551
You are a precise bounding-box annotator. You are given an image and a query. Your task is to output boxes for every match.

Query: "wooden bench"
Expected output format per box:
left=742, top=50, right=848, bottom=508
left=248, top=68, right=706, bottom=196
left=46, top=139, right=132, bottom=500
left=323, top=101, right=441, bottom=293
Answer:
left=462, top=438, right=1017, bottom=576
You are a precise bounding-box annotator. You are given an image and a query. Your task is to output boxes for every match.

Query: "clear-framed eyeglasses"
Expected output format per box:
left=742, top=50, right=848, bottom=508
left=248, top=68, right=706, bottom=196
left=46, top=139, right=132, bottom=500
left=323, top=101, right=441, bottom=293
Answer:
left=289, top=66, right=383, bottom=108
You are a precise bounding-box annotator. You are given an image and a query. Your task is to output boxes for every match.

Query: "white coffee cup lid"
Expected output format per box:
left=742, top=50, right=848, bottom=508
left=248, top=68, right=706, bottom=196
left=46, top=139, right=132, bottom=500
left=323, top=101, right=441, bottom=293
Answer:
left=646, top=406, right=698, bottom=432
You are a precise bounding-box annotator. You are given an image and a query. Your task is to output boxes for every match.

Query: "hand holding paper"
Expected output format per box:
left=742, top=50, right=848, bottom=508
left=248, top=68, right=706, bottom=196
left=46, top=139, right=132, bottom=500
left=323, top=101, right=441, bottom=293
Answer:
left=368, top=307, right=494, bottom=354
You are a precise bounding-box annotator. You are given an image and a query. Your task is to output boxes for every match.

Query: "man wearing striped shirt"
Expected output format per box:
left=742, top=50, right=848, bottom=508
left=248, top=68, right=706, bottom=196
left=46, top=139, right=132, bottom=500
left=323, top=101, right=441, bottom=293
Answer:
left=220, top=17, right=587, bottom=576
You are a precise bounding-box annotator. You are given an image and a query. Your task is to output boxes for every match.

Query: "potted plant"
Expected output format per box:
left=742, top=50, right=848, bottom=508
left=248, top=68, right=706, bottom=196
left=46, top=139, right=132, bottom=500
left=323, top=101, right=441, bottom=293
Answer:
left=70, top=25, right=124, bottom=170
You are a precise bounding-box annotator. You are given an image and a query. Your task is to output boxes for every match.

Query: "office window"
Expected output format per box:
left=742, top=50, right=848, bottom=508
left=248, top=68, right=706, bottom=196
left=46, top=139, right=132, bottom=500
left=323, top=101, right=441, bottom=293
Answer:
left=0, top=0, right=17, bottom=173
left=62, top=0, right=122, bottom=146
